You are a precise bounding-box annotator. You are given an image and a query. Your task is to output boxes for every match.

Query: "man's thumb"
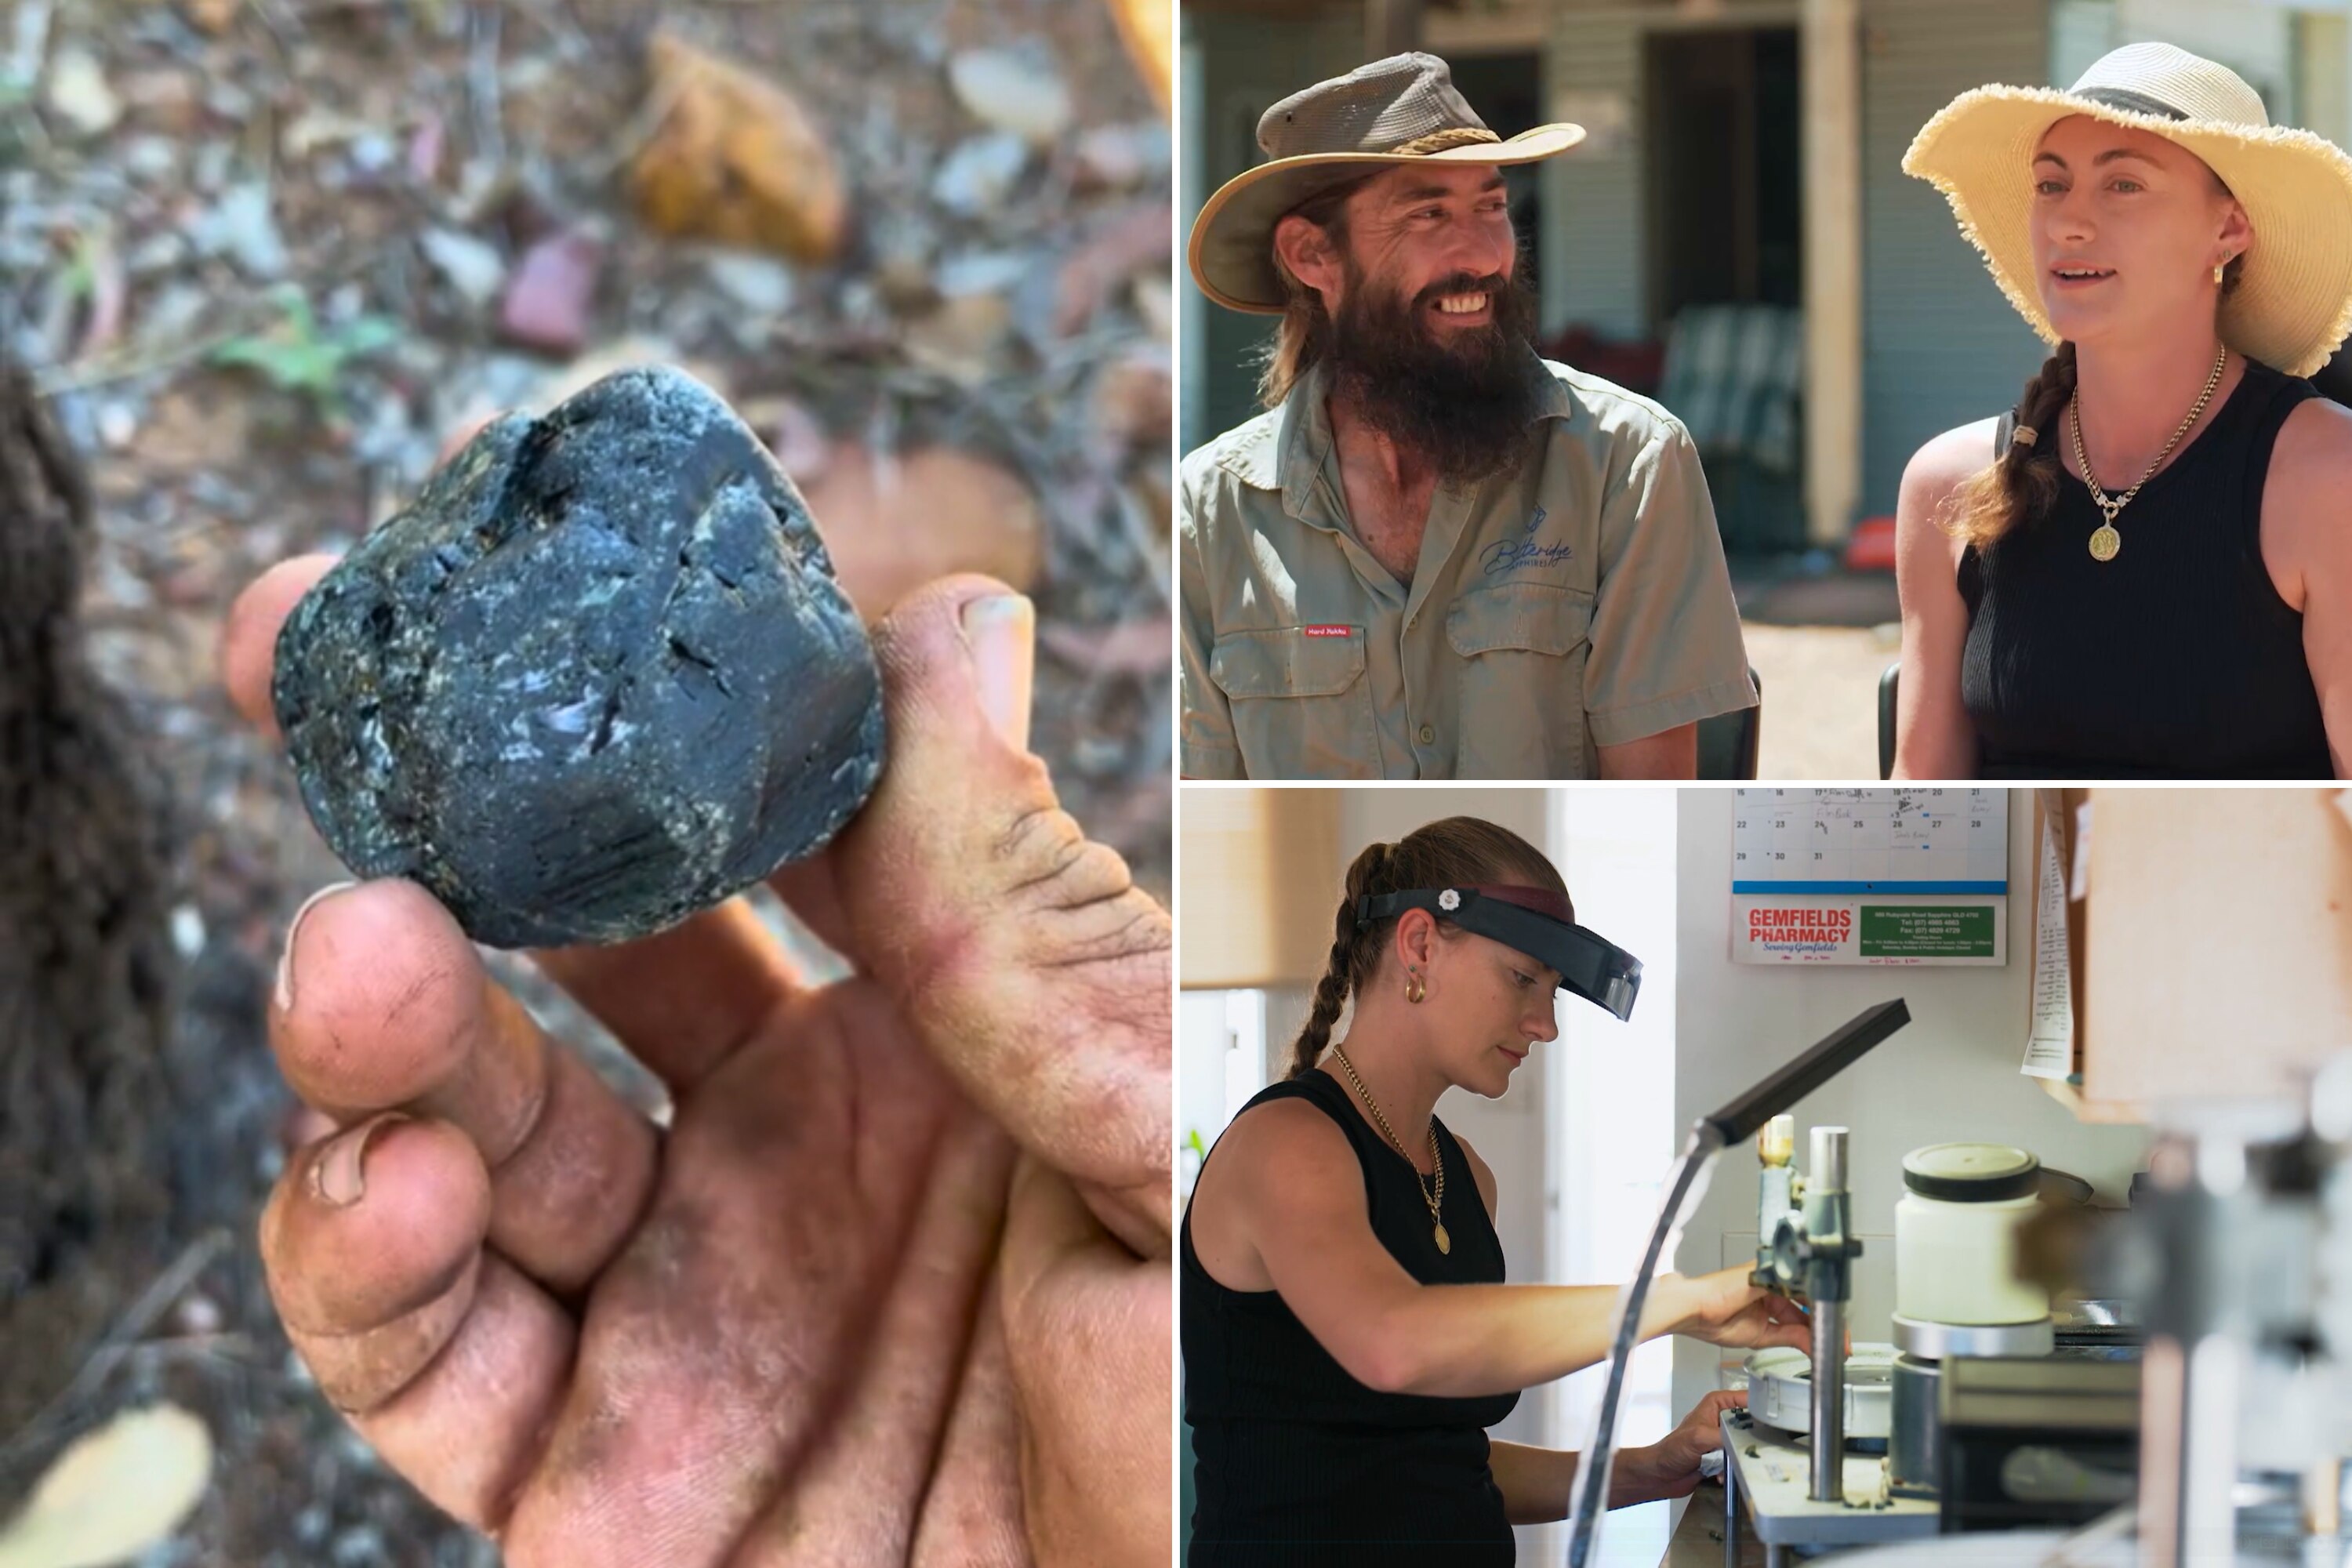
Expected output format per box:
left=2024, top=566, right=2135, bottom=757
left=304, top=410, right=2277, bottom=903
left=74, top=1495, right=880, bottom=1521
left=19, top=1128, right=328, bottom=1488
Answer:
left=826, top=577, right=1171, bottom=1249
left=962, top=591, right=1036, bottom=750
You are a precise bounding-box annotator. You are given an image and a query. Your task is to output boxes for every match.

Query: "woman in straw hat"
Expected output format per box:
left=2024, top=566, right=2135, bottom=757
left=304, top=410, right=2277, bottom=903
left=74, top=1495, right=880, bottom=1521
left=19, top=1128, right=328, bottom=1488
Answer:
left=1894, top=41, right=2352, bottom=779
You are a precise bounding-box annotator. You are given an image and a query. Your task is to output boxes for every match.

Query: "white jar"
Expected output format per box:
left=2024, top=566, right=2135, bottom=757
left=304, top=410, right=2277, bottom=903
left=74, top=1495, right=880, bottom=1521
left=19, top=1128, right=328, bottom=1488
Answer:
left=1893, top=1143, right=2050, bottom=1327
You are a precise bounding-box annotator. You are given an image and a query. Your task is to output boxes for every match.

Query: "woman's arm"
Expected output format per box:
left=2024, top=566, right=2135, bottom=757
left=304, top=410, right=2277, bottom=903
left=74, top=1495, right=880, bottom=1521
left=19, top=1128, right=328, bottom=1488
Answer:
left=2262, top=399, right=2352, bottom=778
left=1203, top=1102, right=1808, bottom=1399
left=1490, top=1440, right=1581, bottom=1524
left=1489, top=1390, right=1752, bottom=1522
left=1891, top=421, right=1996, bottom=780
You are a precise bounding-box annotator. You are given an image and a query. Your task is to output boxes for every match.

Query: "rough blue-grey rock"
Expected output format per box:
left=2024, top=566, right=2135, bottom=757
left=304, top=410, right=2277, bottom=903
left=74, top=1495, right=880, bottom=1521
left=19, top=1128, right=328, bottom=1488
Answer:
left=272, top=365, right=884, bottom=948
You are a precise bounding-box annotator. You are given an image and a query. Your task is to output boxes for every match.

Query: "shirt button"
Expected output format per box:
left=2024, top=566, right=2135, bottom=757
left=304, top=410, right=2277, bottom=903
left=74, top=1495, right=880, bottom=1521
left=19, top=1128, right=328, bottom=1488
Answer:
left=1418, top=724, right=1436, bottom=745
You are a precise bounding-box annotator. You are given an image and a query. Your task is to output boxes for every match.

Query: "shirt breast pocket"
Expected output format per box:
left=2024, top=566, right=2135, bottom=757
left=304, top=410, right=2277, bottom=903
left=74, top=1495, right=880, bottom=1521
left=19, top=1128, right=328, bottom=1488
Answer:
left=1446, top=580, right=1594, bottom=779
left=1208, top=627, right=1380, bottom=779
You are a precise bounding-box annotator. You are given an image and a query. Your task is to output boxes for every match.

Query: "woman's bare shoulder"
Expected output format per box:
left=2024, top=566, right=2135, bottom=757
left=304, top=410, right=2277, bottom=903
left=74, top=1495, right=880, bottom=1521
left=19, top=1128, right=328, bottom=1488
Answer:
left=2275, top=394, right=2352, bottom=475
left=2268, top=398, right=2352, bottom=568
left=1215, top=1091, right=1353, bottom=1176
left=1902, top=417, right=2005, bottom=513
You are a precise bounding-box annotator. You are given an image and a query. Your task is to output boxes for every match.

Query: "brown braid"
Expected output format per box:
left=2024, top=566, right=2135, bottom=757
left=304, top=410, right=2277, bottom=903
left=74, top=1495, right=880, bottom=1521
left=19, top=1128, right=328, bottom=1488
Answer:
left=1284, top=818, right=1569, bottom=1078
left=1939, top=342, right=2078, bottom=551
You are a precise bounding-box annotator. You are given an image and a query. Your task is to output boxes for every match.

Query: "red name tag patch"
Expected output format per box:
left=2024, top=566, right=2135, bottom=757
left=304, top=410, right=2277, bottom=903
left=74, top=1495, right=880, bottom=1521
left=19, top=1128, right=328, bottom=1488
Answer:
left=1301, top=625, right=1352, bottom=638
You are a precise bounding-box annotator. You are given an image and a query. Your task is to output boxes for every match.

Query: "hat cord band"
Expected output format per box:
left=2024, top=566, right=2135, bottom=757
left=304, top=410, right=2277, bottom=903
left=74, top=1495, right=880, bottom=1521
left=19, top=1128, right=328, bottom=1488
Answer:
left=1391, top=125, right=1504, bottom=155
left=2074, top=86, right=2189, bottom=122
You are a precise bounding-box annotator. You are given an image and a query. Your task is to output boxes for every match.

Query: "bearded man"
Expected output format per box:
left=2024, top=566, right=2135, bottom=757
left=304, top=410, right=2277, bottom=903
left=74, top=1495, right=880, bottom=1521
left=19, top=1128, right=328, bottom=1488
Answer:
left=1179, top=53, right=1757, bottom=779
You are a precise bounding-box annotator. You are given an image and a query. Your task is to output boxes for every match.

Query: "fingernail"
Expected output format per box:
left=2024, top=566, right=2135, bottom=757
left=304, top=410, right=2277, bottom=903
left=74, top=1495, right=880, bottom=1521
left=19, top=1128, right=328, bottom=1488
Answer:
left=961, top=593, right=1035, bottom=750
left=275, top=880, right=359, bottom=1014
left=310, top=1112, right=407, bottom=1207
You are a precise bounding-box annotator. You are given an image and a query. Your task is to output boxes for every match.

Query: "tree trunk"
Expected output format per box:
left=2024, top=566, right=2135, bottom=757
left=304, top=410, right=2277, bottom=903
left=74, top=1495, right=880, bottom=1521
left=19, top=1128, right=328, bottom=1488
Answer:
left=0, top=364, right=179, bottom=1439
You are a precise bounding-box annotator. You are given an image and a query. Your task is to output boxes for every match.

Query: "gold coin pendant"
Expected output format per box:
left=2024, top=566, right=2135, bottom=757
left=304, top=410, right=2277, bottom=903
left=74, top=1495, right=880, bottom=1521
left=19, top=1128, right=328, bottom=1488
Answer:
left=1433, top=1221, right=1450, bottom=1255
left=2088, top=524, right=2121, bottom=563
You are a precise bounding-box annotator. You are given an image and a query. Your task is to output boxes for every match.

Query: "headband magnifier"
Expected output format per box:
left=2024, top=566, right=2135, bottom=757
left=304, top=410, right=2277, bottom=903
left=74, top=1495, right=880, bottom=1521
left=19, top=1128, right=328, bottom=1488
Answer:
left=1355, top=886, right=1642, bottom=1022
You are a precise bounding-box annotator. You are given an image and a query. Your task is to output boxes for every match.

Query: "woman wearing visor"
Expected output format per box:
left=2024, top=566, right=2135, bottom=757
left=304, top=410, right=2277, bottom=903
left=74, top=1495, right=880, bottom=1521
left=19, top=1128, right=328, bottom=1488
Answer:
left=1181, top=817, right=1810, bottom=1563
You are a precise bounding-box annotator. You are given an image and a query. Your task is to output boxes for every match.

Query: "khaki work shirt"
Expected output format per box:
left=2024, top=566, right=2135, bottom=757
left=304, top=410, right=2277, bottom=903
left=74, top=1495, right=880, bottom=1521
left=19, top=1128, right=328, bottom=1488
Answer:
left=1178, top=356, right=1756, bottom=779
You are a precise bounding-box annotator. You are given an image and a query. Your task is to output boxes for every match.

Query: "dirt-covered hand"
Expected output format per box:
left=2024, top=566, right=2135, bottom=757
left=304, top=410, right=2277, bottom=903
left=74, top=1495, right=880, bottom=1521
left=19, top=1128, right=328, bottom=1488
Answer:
left=222, top=564, right=1171, bottom=1567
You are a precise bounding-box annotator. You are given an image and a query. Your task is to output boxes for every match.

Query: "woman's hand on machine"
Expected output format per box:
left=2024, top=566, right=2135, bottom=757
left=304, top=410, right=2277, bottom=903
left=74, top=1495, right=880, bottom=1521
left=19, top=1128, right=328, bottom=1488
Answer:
left=1659, top=1266, right=1817, bottom=1352
left=1612, top=1389, right=1747, bottom=1504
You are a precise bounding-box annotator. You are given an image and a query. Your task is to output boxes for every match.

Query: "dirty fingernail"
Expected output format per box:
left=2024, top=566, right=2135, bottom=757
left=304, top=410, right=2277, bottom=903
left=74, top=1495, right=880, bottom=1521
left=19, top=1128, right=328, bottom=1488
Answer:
left=310, top=1112, right=408, bottom=1208
left=275, top=880, right=359, bottom=1014
left=961, top=593, right=1035, bottom=750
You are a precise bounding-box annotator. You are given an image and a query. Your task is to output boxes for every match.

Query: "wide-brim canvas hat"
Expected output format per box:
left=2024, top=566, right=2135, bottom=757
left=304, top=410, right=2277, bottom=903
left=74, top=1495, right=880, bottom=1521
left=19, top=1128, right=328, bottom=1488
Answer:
left=1189, top=52, right=1584, bottom=315
left=1904, top=40, right=2352, bottom=378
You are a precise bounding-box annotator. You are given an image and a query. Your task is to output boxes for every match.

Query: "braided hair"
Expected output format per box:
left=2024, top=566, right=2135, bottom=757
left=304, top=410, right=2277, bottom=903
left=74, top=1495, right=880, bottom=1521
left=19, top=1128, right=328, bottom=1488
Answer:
left=1285, top=816, right=1569, bottom=1079
left=1939, top=343, right=2080, bottom=551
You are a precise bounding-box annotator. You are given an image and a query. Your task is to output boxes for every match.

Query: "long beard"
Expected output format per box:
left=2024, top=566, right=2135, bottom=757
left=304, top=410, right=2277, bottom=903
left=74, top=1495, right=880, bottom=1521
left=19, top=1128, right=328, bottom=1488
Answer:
left=1324, top=264, right=1543, bottom=485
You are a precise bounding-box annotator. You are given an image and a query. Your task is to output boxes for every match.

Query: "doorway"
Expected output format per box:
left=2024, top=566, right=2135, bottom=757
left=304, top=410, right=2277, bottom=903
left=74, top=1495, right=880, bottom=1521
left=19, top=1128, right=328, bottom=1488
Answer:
left=1644, top=26, right=1801, bottom=325
left=1644, top=25, right=1806, bottom=552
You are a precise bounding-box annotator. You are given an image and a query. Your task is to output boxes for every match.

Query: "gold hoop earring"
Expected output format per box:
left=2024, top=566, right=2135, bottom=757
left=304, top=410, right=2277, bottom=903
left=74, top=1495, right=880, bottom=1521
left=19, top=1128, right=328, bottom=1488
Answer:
left=1406, top=971, right=1426, bottom=1004
left=2214, top=260, right=2227, bottom=285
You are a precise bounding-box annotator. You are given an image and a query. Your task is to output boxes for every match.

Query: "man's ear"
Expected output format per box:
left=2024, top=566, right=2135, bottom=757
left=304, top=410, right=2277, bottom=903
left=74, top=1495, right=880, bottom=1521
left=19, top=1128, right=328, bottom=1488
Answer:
left=1272, top=212, right=1344, bottom=310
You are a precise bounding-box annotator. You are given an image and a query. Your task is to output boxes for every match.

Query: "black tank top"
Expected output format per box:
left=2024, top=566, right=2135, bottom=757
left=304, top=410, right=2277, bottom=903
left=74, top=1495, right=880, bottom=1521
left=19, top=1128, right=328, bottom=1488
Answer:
left=1958, top=358, right=2330, bottom=778
left=1181, top=1069, right=1520, bottom=1566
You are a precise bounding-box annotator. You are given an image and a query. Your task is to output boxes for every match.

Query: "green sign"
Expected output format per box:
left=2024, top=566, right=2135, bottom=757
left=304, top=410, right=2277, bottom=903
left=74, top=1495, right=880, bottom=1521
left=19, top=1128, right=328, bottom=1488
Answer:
left=1859, top=905, right=1996, bottom=958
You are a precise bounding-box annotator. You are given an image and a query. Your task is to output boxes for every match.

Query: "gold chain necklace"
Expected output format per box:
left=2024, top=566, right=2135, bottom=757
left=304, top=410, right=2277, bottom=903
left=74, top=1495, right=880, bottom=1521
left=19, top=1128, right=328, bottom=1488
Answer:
left=2067, top=346, right=2227, bottom=563
left=1330, top=1045, right=1450, bottom=1254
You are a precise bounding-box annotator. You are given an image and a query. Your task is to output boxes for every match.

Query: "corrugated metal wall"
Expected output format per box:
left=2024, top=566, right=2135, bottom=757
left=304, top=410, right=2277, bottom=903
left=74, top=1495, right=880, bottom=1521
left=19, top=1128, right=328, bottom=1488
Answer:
left=1858, top=0, right=2052, bottom=513
left=1538, top=6, right=1650, bottom=338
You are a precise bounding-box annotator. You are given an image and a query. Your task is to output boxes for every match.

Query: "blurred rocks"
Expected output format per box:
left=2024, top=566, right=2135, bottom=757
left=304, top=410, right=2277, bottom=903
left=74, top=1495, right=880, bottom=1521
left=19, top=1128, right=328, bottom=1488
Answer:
left=1094, top=346, right=1172, bottom=452
left=949, top=46, right=1074, bottom=144
left=1135, top=273, right=1174, bottom=341
left=499, top=230, right=603, bottom=354
left=630, top=31, right=846, bottom=264
left=702, top=251, right=797, bottom=318
left=44, top=48, right=122, bottom=138
left=191, top=184, right=287, bottom=279
left=1055, top=200, right=1171, bottom=335
left=184, top=0, right=242, bottom=34
left=1038, top=615, right=1171, bottom=675
left=419, top=229, right=506, bottom=310
left=1075, top=122, right=1171, bottom=191
left=932, top=132, right=1030, bottom=216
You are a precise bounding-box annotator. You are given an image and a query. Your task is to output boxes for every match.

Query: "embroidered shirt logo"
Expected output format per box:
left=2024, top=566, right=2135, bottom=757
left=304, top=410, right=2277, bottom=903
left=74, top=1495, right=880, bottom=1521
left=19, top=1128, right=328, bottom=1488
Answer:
left=1301, top=624, right=1353, bottom=638
left=1479, top=506, right=1575, bottom=575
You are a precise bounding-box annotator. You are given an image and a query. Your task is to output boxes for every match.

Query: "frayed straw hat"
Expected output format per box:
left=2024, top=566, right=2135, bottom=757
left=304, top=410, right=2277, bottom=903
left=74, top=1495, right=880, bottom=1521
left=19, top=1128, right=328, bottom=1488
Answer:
left=1904, top=41, right=2352, bottom=377
left=1188, top=53, right=1584, bottom=315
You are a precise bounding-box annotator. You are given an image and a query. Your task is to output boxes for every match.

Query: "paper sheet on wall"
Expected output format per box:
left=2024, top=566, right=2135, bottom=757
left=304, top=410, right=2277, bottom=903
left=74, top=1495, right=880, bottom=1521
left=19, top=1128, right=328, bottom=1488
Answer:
left=2021, top=814, right=2074, bottom=1079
